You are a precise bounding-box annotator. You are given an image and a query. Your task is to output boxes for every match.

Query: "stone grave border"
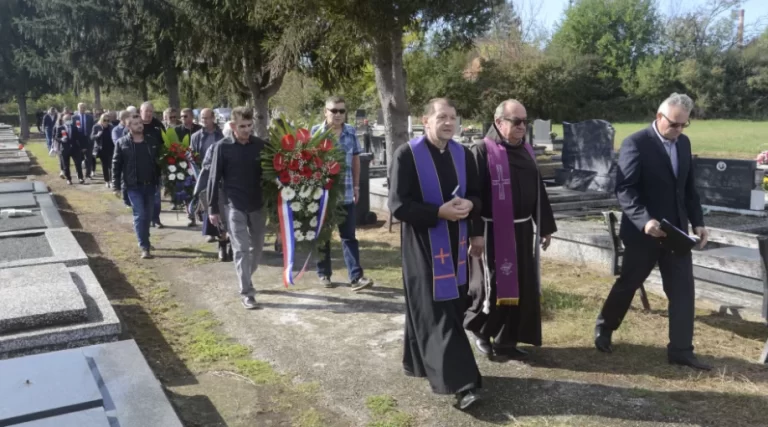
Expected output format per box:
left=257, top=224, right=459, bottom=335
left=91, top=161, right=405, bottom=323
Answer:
left=0, top=228, right=87, bottom=270
left=0, top=264, right=121, bottom=358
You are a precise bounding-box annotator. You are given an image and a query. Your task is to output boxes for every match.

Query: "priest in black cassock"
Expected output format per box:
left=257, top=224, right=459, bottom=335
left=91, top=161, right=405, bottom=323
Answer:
left=464, top=99, right=557, bottom=358
left=388, top=98, right=484, bottom=410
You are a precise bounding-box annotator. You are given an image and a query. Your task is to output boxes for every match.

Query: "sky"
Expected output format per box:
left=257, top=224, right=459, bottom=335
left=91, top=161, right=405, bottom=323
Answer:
left=532, top=0, right=768, bottom=38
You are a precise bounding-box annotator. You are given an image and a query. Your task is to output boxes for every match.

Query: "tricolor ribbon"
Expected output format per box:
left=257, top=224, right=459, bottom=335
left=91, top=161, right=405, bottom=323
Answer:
left=277, top=188, right=330, bottom=287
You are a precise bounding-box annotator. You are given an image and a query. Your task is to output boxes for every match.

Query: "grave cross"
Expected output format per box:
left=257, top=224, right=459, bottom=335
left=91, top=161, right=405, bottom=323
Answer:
left=434, top=248, right=451, bottom=265
left=491, top=164, right=510, bottom=200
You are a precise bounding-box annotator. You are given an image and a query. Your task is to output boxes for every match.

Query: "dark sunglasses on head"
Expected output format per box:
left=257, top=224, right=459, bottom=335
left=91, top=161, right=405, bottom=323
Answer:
left=328, top=109, right=346, bottom=115
left=502, top=117, right=528, bottom=127
left=661, top=113, right=690, bottom=129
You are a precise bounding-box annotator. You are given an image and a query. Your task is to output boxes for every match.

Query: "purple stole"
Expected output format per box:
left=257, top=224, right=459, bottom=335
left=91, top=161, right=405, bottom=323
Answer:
left=408, top=137, right=468, bottom=301
left=483, top=137, right=537, bottom=306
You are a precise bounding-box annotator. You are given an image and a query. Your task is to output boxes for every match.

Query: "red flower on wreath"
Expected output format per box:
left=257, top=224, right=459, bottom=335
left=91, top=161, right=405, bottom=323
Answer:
left=312, top=156, right=323, bottom=169
left=289, top=159, right=300, bottom=171
left=296, top=128, right=311, bottom=144
left=273, top=153, right=287, bottom=171
left=279, top=170, right=291, bottom=184
left=301, top=150, right=313, bottom=161
left=18, top=144, right=24, bottom=150
left=313, top=171, right=322, bottom=180
left=319, top=139, right=333, bottom=152
left=291, top=174, right=302, bottom=184
left=301, top=166, right=312, bottom=178
left=327, top=161, right=341, bottom=175
left=324, top=178, right=334, bottom=190
left=167, top=157, right=176, bottom=165
left=281, top=134, right=296, bottom=151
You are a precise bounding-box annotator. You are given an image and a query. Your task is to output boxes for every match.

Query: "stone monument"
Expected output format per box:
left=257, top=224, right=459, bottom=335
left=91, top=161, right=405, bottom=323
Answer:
left=555, top=119, right=617, bottom=192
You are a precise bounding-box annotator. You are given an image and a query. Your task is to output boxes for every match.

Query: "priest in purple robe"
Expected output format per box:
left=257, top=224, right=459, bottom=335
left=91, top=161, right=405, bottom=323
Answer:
left=464, top=99, right=557, bottom=359
left=388, top=98, right=484, bottom=410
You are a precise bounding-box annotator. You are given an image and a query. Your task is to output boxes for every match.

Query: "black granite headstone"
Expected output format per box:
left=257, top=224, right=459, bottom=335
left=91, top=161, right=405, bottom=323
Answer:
left=556, top=120, right=616, bottom=192
left=694, top=158, right=758, bottom=209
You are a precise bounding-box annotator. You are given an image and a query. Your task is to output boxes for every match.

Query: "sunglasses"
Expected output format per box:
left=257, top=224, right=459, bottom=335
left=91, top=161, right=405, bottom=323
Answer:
left=328, top=109, right=346, bottom=115
left=181, top=115, right=188, bottom=118
left=501, top=117, right=528, bottom=127
left=169, top=116, right=177, bottom=119
left=660, top=113, right=690, bottom=129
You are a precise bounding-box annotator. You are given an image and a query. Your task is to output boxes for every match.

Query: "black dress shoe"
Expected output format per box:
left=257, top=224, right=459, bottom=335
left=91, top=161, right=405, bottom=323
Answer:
left=218, top=241, right=227, bottom=262
left=474, top=338, right=492, bottom=355
left=226, top=242, right=233, bottom=262
left=594, top=327, right=613, bottom=353
left=668, top=354, right=713, bottom=371
left=456, top=389, right=480, bottom=410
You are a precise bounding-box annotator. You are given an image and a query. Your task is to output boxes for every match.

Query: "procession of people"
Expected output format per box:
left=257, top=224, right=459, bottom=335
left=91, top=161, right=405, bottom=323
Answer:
left=44, top=91, right=709, bottom=411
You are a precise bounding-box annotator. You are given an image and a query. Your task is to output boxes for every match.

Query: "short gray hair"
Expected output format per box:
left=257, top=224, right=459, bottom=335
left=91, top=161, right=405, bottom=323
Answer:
left=494, top=99, right=523, bottom=119
left=140, top=101, right=154, bottom=112
left=126, top=106, right=137, bottom=113
left=658, top=93, right=694, bottom=115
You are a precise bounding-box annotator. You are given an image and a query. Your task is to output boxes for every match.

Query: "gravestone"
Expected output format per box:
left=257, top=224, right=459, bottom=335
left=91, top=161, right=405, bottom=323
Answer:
left=0, top=340, right=182, bottom=426
left=533, top=119, right=552, bottom=148
left=0, top=181, right=47, bottom=194
left=0, top=264, right=88, bottom=334
left=694, top=158, right=765, bottom=211
left=0, top=264, right=120, bottom=358
left=0, top=228, right=87, bottom=270
left=556, top=120, right=616, bottom=192
left=0, top=191, right=65, bottom=230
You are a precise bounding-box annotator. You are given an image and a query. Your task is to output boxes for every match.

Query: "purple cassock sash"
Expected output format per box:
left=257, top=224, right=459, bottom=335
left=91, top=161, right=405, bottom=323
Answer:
left=483, top=137, right=536, bottom=306
left=409, top=136, right=468, bottom=302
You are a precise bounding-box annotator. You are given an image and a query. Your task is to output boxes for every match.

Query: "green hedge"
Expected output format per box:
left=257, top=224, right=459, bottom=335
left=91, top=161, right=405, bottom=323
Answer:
left=0, top=114, right=36, bottom=127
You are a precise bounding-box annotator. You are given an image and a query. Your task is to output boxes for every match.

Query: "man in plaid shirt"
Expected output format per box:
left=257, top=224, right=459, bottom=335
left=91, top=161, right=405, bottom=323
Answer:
left=311, top=96, right=374, bottom=291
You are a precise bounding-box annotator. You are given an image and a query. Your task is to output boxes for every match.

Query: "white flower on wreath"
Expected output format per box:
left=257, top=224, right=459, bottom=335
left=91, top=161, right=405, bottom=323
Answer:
left=307, top=202, right=319, bottom=213
left=299, top=185, right=313, bottom=199
left=293, top=220, right=302, bottom=229
left=281, top=187, right=296, bottom=201
left=168, top=174, right=176, bottom=181
left=310, top=217, right=318, bottom=228
left=306, top=230, right=316, bottom=240
left=313, top=187, right=323, bottom=200
left=176, top=172, right=185, bottom=180
left=168, top=165, right=177, bottom=173
left=294, top=230, right=305, bottom=242
left=290, top=201, right=302, bottom=212
left=187, top=168, right=194, bottom=176
left=179, top=161, right=187, bottom=169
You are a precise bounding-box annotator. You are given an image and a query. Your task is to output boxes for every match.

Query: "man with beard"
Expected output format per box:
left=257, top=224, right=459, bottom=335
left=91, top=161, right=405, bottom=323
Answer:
left=388, top=98, right=483, bottom=410
left=464, top=99, right=557, bottom=359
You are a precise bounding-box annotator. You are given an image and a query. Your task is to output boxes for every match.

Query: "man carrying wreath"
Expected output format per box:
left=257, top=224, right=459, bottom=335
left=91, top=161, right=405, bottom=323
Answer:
left=311, top=96, right=374, bottom=291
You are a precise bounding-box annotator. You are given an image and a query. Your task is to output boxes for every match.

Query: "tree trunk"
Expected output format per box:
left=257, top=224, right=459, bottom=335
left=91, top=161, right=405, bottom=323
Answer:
left=371, top=26, right=410, bottom=177
left=140, top=81, right=149, bottom=102
left=251, top=94, right=270, bottom=139
left=165, top=65, right=181, bottom=110
left=93, top=83, right=102, bottom=111
left=16, top=85, right=29, bottom=141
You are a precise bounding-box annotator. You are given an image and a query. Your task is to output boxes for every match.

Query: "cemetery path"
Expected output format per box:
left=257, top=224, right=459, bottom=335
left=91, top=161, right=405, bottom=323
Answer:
left=21, top=141, right=768, bottom=427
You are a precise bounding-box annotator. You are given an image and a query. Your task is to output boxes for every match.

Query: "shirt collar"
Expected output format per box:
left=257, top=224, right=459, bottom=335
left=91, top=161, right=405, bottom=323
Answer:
left=320, top=122, right=349, bottom=136
left=652, top=120, right=675, bottom=144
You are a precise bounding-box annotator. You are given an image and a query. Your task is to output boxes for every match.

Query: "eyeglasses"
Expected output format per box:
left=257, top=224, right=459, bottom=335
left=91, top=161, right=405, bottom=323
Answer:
left=501, top=117, right=528, bottom=127
left=181, top=115, right=188, bottom=118
left=169, top=116, right=177, bottom=120
left=328, top=109, right=346, bottom=115
left=660, top=113, right=690, bottom=129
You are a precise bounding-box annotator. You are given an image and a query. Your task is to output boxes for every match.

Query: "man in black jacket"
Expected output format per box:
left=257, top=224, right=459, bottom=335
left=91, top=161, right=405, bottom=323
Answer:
left=112, top=114, right=161, bottom=259
left=56, top=113, right=85, bottom=185
left=175, top=108, right=202, bottom=142
left=207, top=107, right=267, bottom=309
left=140, top=102, right=166, bottom=228
left=594, top=93, right=711, bottom=370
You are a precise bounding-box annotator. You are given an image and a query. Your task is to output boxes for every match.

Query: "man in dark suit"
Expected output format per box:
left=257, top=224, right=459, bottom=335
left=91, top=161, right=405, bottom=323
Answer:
left=73, top=102, right=96, bottom=180
left=175, top=108, right=202, bottom=142
left=594, top=93, right=712, bottom=371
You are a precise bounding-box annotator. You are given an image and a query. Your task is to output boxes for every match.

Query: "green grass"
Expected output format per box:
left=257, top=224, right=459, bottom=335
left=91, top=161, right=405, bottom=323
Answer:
left=365, top=395, right=415, bottom=427
left=552, top=120, right=768, bottom=159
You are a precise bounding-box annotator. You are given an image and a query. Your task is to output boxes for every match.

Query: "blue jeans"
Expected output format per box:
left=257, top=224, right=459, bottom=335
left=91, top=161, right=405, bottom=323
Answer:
left=153, top=184, right=162, bottom=224
left=122, top=189, right=131, bottom=207
left=126, top=184, right=156, bottom=250
left=44, top=128, right=54, bottom=150
left=317, top=203, right=362, bottom=281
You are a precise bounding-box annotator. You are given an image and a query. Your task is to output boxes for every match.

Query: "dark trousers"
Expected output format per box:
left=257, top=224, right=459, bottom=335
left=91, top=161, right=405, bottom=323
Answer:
left=60, top=144, right=83, bottom=181
left=317, top=203, right=362, bottom=281
left=126, top=184, right=156, bottom=250
left=153, top=184, right=162, bottom=224
left=82, top=142, right=95, bottom=177
left=98, top=149, right=113, bottom=183
left=44, top=128, right=54, bottom=150
left=597, top=242, right=695, bottom=356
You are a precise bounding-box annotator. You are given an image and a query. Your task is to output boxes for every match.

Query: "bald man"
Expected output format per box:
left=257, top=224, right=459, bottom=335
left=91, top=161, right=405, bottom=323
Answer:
left=190, top=108, right=226, bottom=236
